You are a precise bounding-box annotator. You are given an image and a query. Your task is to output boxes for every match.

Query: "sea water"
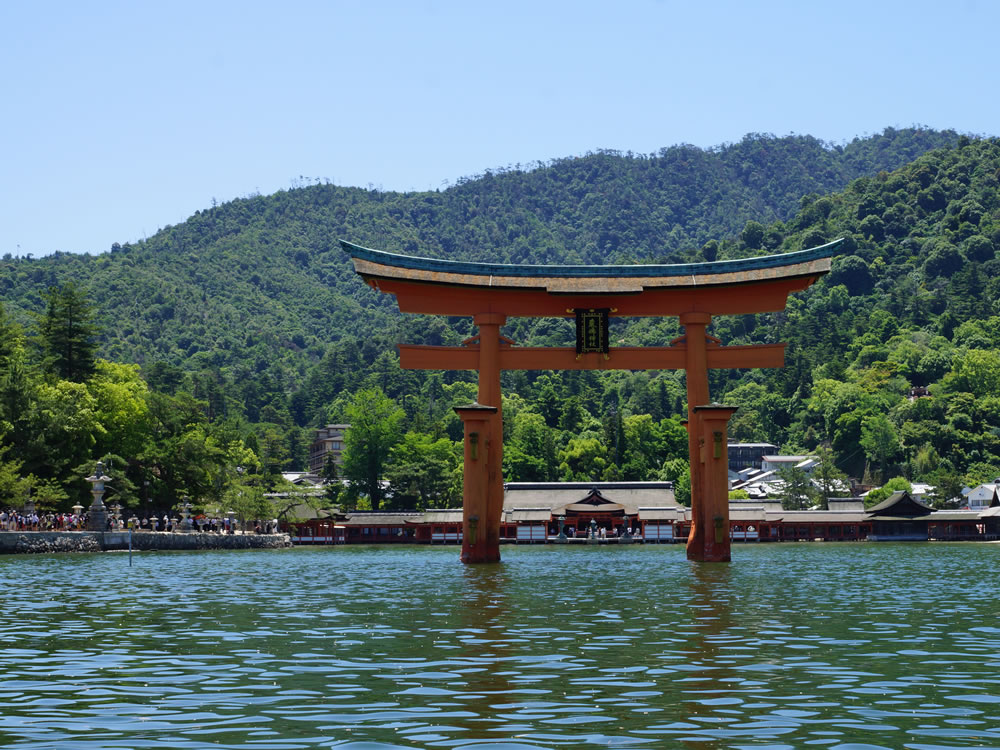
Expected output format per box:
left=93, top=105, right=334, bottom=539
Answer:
left=1, top=543, right=999, bottom=749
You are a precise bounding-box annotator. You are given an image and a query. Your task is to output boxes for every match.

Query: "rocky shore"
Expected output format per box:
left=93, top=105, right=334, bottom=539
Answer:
left=0, top=531, right=291, bottom=555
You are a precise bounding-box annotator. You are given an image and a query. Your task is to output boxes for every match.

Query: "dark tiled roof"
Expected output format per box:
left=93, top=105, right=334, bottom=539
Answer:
left=866, top=491, right=932, bottom=517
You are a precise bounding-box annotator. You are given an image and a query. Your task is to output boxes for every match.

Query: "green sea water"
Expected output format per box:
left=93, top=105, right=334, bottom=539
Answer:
left=1, top=543, right=999, bottom=749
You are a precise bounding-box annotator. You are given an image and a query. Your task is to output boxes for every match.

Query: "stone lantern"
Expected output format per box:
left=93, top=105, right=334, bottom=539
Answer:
left=180, top=497, right=193, bottom=533
left=85, top=461, right=111, bottom=532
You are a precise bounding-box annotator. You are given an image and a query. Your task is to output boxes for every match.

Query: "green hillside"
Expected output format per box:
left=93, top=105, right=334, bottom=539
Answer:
left=7, top=126, right=1000, bottom=512
left=0, top=128, right=957, bottom=378
left=714, top=135, right=1000, bottom=487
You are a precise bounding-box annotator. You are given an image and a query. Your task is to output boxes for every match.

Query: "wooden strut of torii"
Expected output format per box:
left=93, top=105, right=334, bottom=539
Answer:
left=345, top=238, right=838, bottom=563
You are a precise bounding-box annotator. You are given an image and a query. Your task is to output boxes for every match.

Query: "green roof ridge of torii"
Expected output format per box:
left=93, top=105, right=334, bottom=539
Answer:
left=341, top=238, right=843, bottom=279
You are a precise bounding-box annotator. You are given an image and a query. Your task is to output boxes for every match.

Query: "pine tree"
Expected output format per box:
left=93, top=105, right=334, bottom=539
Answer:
left=38, top=282, right=98, bottom=382
left=342, top=387, right=404, bottom=510
left=0, top=303, right=23, bottom=368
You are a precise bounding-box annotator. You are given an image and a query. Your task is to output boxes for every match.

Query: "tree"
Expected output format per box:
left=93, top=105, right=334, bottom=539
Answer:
left=927, top=467, right=963, bottom=508
left=0, top=443, right=31, bottom=506
left=658, top=457, right=690, bottom=506
left=0, top=303, right=24, bottom=368
left=144, top=361, right=187, bottom=395
left=826, top=255, right=873, bottom=295
left=557, top=437, right=608, bottom=481
left=504, top=410, right=556, bottom=481
left=724, top=383, right=789, bottom=444
left=776, top=466, right=818, bottom=510
left=963, top=462, right=1000, bottom=488
left=812, top=445, right=848, bottom=507
left=384, top=431, right=460, bottom=509
left=139, top=391, right=230, bottom=509
left=38, top=282, right=99, bottom=382
left=740, top=220, right=765, bottom=250
left=923, top=241, right=962, bottom=278
left=0, top=346, right=35, bottom=456
left=25, top=380, right=102, bottom=497
left=965, top=235, right=995, bottom=263
left=864, top=476, right=912, bottom=508
left=620, top=414, right=660, bottom=479
left=322, top=454, right=343, bottom=505
left=89, top=361, right=151, bottom=461
left=341, top=387, right=404, bottom=509
left=945, top=349, right=1000, bottom=398
left=224, top=481, right=274, bottom=527
left=860, top=413, right=901, bottom=482
left=255, top=423, right=292, bottom=477
left=268, top=478, right=325, bottom=523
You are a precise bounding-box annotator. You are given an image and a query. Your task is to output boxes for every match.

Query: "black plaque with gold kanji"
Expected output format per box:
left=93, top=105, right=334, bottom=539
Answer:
left=575, top=308, right=610, bottom=354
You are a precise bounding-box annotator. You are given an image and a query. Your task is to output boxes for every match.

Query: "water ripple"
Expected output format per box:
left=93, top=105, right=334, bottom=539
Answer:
left=1, top=543, right=999, bottom=747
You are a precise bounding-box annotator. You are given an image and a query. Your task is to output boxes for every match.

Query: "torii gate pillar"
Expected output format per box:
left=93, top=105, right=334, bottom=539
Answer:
left=680, top=312, right=740, bottom=562
left=680, top=311, right=711, bottom=556
left=473, top=313, right=506, bottom=563
left=454, top=402, right=500, bottom=563
left=688, top=404, right=739, bottom=562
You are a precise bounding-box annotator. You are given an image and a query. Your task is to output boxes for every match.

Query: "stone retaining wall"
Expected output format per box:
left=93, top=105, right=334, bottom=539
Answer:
left=0, top=531, right=291, bottom=555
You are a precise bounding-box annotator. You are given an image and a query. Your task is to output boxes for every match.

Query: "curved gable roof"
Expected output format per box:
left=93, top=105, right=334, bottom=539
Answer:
left=343, top=239, right=840, bottom=294
left=867, top=490, right=932, bottom=517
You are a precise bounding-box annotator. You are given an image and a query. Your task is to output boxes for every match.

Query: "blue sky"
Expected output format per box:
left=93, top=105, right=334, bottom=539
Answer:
left=2, top=0, right=997, bottom=257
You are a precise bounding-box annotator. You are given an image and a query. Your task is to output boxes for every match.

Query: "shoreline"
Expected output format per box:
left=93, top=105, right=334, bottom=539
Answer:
left=0, top=530, right=291, bottom=555
left=4, top=531, right=996, bottom=555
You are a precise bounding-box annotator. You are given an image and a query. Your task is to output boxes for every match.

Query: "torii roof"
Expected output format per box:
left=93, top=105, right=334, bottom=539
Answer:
left=344, top=238, right=840, bottom=295
left=344, top=239, right=839, bottom=317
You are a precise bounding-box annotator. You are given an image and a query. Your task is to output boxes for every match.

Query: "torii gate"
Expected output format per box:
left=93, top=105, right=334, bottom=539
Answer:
left=345, top=238, right=837, bottom=563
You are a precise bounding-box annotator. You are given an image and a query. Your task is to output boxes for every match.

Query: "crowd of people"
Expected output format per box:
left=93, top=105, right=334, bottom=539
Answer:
left=1, top=507, right=281, bottom=534
left=0, top=509, right=86, bottom=531
left=128, top=516, right=280, bottom=534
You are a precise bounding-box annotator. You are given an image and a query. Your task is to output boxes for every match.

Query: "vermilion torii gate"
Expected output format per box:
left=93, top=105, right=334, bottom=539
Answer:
left=344, top=238, right=838, bottom=563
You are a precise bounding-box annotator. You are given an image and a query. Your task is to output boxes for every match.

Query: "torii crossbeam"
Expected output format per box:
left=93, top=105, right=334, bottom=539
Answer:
left=345, top=239, right=837, bottom=563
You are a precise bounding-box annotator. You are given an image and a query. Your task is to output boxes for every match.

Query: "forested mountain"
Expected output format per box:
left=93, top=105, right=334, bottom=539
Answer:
left=714, top=134, right=1000, bottom=488
left=0, top=128, right=957, bottom=383
left=5, top=126, right=999, bottom=512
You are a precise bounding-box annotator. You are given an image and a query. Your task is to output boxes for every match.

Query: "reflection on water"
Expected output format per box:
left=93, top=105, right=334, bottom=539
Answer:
left=1, top=543, right=1000, bottom=748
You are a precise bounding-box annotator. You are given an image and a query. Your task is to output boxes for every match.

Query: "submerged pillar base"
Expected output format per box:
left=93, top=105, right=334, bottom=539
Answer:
left=687, top=529, right=731, bottom=563
left=454, top=403, right=501, bottom=564
left=686, top=404, right=738, bottom=563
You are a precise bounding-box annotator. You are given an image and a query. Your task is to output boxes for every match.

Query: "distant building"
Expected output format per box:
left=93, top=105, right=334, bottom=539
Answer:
left=281, top=471, right=324, bottom=486
left=732, top=454, right=850, bottom=502
left=501, top=481, right=679, bottom=540
left=761, top=455, right=817, bottom=474
left=282, top=485, right=1000, bottom=545
left=864, top=490, right=983, bottom=541
left=727, top=443, right=778, bottom=473
left=963, top=481, right=1000, bottom=509
left=309, top=424, right=350, bottom=474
